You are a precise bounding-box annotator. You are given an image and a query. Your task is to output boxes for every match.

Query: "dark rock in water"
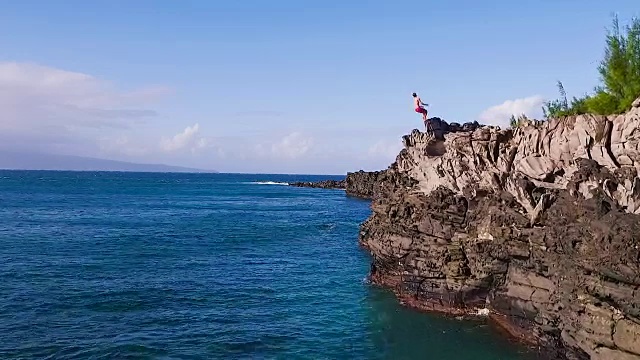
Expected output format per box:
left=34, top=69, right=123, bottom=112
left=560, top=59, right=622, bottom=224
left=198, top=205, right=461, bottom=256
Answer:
left=289, top=179, right=345, bottom=189
left=345, top=170, right=384, bottom=199
left=360, top=100, right=640, bottom=360
left=289, top=170, right=385, bottom=199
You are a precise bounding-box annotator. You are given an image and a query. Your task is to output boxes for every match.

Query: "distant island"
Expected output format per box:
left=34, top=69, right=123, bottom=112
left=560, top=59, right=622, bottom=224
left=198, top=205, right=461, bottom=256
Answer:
left=0, top=151, right=216, bottom=173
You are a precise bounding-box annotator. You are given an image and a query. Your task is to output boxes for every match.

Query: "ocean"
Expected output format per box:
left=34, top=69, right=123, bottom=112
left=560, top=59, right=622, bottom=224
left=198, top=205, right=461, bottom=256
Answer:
left=0, top=171, right=536, bottom=359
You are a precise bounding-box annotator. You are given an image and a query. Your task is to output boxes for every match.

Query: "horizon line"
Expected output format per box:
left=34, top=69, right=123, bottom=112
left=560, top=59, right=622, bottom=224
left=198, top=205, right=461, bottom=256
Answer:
left=0, top=168, right=352, bottom=177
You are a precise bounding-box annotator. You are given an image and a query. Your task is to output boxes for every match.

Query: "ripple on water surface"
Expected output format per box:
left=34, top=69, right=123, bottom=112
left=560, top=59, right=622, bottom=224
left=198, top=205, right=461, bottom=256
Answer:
left=0, top=171, right=536, bottom=359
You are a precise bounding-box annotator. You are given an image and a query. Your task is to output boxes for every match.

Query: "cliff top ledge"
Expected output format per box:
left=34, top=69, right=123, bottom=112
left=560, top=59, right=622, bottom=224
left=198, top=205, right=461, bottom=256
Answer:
left=397, top=96, right=640, bottom=218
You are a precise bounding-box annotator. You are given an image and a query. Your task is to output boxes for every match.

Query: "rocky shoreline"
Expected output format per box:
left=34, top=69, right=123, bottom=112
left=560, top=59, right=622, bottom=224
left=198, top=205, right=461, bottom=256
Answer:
left=289, top=118, right=482, bottom=196
left=289, top=170, right=383, bottom=199
left=289, top=179, right=346, bottom=190
left=294, top=107, right=640, bottom=360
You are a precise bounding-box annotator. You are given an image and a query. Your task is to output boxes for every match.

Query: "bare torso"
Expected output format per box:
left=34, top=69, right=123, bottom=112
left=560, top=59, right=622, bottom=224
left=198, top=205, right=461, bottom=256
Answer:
left=414, top=97, right=421, bottom=108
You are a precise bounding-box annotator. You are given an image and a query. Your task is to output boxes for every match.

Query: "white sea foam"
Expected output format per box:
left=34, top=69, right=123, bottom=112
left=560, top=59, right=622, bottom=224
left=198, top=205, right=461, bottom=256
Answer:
left=246, top=181, right=290, bottom=186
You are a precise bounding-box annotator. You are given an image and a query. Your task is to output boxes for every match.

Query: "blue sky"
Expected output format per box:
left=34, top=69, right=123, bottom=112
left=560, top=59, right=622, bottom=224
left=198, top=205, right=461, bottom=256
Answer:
left=0, top=1, right=638, bottom=174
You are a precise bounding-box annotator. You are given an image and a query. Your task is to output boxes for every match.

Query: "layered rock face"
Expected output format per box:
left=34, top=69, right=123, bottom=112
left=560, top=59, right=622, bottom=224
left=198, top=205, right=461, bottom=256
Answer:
left=360, top=99, right=640, bottom=359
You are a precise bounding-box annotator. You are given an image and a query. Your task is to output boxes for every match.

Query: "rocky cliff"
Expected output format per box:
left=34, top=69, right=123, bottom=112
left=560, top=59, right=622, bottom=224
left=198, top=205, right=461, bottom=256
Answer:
left=290, top=170, right=384, bottom=199
left=344, top=170, right=384, bottom=198
left=290, top=179, right=346, bottom=190
left=360, top=98, right=640, bottom=360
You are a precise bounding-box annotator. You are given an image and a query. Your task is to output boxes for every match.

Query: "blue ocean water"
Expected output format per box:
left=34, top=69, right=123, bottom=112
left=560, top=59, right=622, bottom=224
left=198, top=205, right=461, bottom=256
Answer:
left=0, top=171, right=536, bottom=359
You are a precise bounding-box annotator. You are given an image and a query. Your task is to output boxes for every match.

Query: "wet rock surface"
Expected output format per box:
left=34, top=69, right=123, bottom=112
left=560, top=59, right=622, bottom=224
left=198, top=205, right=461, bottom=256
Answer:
left=360, top=99, right=640, bottom=359
left=290, top=170, right=384, bottom=199
left=289, top=179, right=346, bottom=190
left=344, top=170, right=384, bottom=198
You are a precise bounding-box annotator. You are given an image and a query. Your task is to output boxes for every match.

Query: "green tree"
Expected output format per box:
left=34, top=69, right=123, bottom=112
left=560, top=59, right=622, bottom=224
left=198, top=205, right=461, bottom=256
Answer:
left=542, top=15, right=640, bottom=118
left=509, top=113, right=530, bottom=128
left=542, top=81, right=569, bottom=118
left=509, top=114, right=517, bottom=128
left=585, top=15, right=640, bottom=114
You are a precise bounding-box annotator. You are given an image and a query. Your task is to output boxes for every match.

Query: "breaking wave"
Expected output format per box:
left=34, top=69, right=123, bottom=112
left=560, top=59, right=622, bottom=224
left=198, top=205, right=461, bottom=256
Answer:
left=246, top=181, right=290, bottom=186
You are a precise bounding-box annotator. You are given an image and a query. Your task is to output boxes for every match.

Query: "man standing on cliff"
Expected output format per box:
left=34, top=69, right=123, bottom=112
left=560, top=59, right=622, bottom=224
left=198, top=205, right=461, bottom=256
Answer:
left=412, top=92, right=430, bottom=130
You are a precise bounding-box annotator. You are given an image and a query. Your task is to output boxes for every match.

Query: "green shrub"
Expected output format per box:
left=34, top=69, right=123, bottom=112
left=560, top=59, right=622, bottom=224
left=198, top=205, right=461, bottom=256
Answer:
left=541, top=15, right=640, bottom=118
left=542, top=81, right=569, bottom=118
left=509, top=113, right=531, bottom=128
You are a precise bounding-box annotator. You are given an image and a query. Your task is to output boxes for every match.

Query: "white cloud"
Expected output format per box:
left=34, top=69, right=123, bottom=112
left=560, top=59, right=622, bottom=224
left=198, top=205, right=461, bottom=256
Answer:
left=270, top=132, right=313, bottom=159
left=0, top=62, right=165, bottom=131
left=160, top=123, right=208, bottom=153
left=478, top=95, right=545, bottom=127
left=0, top=61, right=405, bottom=174
left=0, top=61, right=172, bottom=160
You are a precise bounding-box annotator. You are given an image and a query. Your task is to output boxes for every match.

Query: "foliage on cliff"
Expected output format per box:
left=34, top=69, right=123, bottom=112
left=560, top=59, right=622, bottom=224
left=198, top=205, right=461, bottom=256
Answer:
left=543, top=15, right=640, bottom=118
left=508, top=113, right=531, bottom=128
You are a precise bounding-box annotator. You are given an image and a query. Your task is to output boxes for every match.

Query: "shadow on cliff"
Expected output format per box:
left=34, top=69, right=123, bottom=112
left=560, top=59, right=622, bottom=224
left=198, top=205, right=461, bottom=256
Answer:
left=424, top=140, right=447, bottom=156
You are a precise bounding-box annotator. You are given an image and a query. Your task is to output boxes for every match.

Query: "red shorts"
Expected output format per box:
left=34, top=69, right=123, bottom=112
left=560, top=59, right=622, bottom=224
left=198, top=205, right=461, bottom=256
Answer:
left=415, top=107, right=427, bottom=114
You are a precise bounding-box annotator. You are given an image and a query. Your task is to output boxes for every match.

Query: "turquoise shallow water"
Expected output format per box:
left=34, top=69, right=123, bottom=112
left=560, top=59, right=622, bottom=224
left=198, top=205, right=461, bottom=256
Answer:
left=0, top=171, right=536, bottom=359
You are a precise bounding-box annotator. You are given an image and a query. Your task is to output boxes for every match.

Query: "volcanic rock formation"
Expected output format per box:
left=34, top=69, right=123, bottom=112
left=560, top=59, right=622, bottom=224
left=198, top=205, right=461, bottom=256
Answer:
left=359, top=99, right=640, bottom=359
left=289, top=179, right=346, bottom=190
left=290, top=118, right=482, bottom=196
left=290, top=170, right=384, bottom=199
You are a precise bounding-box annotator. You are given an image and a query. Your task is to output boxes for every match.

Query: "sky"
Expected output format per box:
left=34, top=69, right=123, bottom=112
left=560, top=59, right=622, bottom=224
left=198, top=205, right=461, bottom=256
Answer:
left=0, top=1, right=638, bottom=174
